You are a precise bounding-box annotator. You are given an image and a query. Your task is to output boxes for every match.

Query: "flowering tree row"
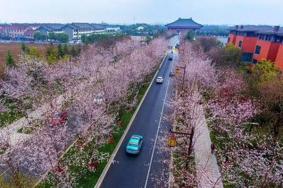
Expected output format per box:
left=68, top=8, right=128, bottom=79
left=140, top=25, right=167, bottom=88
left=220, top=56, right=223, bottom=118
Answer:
left=187, top=38, right=283, bottom=186
left=206, top=69, right=283, bottom=186
left=169, top=39, right=283, bottom=187
left=0, top=39, right=141, bottom=109
left=0, top=37, right=167, bottom=186
left=169, top=41, right=219, bottom=187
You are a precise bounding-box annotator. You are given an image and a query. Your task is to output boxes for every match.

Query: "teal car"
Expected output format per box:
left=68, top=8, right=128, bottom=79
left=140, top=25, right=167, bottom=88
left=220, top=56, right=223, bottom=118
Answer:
left=126, top=135, right=143, bottom=154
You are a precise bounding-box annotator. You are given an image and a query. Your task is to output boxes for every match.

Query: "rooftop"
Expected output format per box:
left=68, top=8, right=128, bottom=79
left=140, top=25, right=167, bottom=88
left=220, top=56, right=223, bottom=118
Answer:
left=230, top=25, right=283, bottom=36
left=38, top=23, right=65, bottom=31
left=62, top=23, right=106, bottom=30
left=166, top=18, right=203, bottom=29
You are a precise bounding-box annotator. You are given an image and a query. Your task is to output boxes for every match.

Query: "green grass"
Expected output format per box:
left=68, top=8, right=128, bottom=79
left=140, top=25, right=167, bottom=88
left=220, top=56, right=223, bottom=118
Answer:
left=209, top=129, right=231, bottom=151
left=224, top=183, right=237, bottom=188
left=0, top=111, right=22, bottom=128
left=137, top=83, right=148, bottom=102
left=17, top=126, right=34, bottom=134
left=0, top=173, right=36, bottom=188
left=172, top=149, right=197, bottom=187
left=0, top=97, right=26, bottom=128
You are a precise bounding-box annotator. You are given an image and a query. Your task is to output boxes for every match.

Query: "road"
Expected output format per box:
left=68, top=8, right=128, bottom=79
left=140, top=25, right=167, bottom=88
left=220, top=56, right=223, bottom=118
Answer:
left=100, top=37, right=178, bottom=188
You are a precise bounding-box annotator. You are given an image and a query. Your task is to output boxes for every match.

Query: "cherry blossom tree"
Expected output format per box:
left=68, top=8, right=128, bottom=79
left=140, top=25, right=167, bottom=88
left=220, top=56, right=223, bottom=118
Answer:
left=0, top=37, right=168, bottom=186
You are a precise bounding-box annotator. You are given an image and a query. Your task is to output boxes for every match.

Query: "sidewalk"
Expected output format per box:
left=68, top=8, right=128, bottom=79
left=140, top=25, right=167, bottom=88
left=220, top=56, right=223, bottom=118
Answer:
left=192, top=91, right=223, bottom=188
left=0, top=79, right=90, bottom=147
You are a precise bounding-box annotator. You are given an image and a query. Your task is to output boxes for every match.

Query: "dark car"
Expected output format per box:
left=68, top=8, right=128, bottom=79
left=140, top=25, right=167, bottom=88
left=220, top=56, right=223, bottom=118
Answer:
left=168, top=56, right=173, bottom=61
left=169, top=71, right=175, bottom=77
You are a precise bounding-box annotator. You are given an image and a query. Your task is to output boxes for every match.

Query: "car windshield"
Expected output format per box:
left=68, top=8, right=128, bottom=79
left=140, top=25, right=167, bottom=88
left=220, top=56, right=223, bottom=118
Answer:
left=128, top=138, right=139, bottom=146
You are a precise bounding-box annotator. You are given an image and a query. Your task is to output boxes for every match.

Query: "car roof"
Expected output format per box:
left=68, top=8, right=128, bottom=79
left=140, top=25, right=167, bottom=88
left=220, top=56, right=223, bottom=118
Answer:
left=131, top=135, right=142, bottom=139
left=157, top=76, right=163, bottom=78
left=129, top=137, right=139, bottom=145
left=129, top=138, right=139, bottom=142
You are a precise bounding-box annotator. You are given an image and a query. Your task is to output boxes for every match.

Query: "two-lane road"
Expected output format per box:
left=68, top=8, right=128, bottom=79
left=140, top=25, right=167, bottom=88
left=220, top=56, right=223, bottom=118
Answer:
left=101, top=36, right=179, bottom=188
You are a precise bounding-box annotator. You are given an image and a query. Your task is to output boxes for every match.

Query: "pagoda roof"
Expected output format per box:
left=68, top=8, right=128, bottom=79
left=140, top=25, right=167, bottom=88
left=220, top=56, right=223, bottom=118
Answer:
left=166, top=18, right=203, bottom=29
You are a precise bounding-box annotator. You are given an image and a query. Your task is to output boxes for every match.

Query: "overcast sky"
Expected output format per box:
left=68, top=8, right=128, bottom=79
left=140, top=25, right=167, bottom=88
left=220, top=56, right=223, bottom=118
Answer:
left=0, top=0, right=282, bottom=25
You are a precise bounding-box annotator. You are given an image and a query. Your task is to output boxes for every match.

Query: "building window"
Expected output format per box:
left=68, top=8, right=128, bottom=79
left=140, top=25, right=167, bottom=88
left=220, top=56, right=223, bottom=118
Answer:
left=255, top=45, right=261, bottom=54
left=238, top=41, right=243, bottom=48
left=246, top=32, right=255, bottom=37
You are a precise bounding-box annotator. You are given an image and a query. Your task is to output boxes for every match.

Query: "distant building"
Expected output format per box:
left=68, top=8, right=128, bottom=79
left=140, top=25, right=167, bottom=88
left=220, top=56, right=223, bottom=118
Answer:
left=91, top=24, right=107, bottom=33
left=166, top=18, right=203, bottom=35
left=23, top=27, right=37, bottom=39
left=106, top=27, right=121, bottom=33
left=130, top=35, right=147, bottom=41
left=137, top=26, right=145, bottom=31
left=0, top=22, right=120, bottom=42
left=228, top=25, right=283, bottom=70
left=36, top=24, right=65, bottom=35
left=0, top=25, right=4, bottom=35
left=62, top=23, right=106, bottom=41
left=0, top=24, right=37, bottom=39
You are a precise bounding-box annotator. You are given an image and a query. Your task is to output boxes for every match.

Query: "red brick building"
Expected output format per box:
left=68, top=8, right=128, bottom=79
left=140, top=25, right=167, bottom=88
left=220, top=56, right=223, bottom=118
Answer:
left=0, top=24, right=37, bottom=39
left=228, top=25, right=283, bottom=70
left=276, top=44, right=283, bottom=69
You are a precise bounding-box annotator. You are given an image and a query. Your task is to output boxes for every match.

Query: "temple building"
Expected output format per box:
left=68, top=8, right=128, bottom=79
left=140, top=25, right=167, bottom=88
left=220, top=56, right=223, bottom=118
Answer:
left=166, top=18, right=203, bottom=35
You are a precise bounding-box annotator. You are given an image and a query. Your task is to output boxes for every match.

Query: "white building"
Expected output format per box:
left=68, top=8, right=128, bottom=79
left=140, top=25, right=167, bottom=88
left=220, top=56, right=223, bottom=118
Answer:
left=137, top=26, right=145, bottom=31
left=106, top=27, right=121, bottom=33
left=62, top=23, right=106, bottom=41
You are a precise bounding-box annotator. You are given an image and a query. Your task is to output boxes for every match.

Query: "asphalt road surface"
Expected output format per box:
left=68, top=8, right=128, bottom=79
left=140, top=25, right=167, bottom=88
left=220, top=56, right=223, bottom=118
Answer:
left=101, top=53, right=175, bottom=188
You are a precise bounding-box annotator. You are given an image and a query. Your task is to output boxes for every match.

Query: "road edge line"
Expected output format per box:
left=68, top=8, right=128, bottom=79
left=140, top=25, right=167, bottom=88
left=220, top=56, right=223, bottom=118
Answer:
left=95, top=53, right=167, bottom=188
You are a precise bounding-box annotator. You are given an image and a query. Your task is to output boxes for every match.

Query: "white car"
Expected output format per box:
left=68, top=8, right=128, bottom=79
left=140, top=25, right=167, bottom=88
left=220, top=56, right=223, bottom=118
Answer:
left=156, top=76, right=164, bottom=84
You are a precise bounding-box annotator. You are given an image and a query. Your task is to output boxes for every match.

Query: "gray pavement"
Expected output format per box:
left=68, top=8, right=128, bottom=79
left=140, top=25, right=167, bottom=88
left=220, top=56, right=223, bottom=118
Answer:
left=101, top=55, right=174, bottom=188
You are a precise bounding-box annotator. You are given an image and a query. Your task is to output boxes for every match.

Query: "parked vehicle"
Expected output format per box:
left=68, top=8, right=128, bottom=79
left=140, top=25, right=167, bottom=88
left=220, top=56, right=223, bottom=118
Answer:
left=126, top=135, right=143, bottom=154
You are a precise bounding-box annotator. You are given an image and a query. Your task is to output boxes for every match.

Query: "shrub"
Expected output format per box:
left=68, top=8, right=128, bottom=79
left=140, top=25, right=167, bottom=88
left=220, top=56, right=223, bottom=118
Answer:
left=6, top=51, right=15, bottom=67
left=207, top=44, right=241, bottom=67
left=223, top=44, right=241, bottom=64
left=81, top=33, right=126, bottom=47
left=252, top=60, right=280, bottom=83
left=257, top=77, right=283, bottom=136
left=57, top=44, right=64, bottom=59
left=186, top=31, right=195, bottom=41
left=48, top=32, right=69, bottom=43
left=46, top=45, right=58, bottom=64
left=34, top=32, right=47, bottom=41
left=28, top=47, right=42, bottom=59
left=193, top=37, right=223, bottom=52
left=21, top=43, right=30, bottom=54
left=0, top=63, right=4, bottom=78
left=70, top=45, right=81, bottom=57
